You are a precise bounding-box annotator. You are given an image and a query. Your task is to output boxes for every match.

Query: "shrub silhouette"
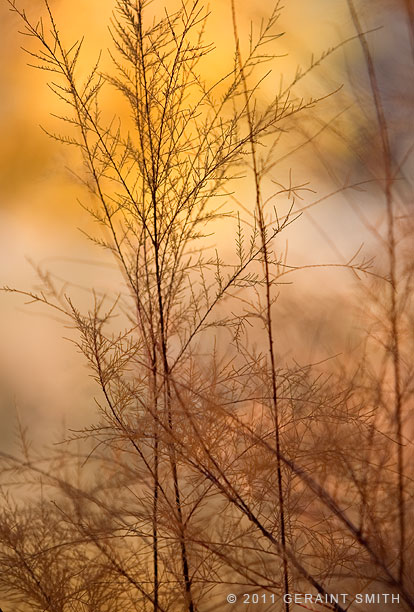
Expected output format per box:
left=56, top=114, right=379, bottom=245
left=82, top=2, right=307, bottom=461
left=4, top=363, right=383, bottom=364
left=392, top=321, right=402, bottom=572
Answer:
left=1, top=1, right=413, bottom=611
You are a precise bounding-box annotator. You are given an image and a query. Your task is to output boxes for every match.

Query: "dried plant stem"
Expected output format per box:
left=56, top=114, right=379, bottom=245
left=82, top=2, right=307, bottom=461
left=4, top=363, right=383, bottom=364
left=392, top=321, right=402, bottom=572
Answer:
left=231, top=2, right=290, bottom=609
left=347, top=0, right=405, bottom=585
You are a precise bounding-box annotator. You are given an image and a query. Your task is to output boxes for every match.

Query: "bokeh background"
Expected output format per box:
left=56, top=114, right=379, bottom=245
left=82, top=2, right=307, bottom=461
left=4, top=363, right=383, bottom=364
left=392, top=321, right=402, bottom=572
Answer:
left=0, top=0, right=413, bottom=448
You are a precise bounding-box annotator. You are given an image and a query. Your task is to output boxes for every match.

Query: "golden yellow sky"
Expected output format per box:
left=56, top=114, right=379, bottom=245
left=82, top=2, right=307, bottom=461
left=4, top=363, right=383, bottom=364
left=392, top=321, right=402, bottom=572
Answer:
left=0, top=0, right=354, bottom=217
left=1, top=0, right=410, bottom=217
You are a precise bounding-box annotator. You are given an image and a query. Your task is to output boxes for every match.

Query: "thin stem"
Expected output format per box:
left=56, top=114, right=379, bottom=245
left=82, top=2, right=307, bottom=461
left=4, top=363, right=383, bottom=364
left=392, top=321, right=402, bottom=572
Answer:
left=231, top=2, right=290, bottom=609
left=347, top=0, right=405, bottom=585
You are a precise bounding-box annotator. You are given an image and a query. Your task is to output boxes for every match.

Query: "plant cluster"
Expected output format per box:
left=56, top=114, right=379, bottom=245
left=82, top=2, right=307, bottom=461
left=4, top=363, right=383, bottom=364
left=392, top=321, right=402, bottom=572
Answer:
left=1, top=1, right=413, bottom=611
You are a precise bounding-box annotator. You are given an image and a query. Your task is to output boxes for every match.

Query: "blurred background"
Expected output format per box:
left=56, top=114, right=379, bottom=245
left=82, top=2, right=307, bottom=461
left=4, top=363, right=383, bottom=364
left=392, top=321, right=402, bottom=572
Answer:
left=0, top=0, right=413, bottom=448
